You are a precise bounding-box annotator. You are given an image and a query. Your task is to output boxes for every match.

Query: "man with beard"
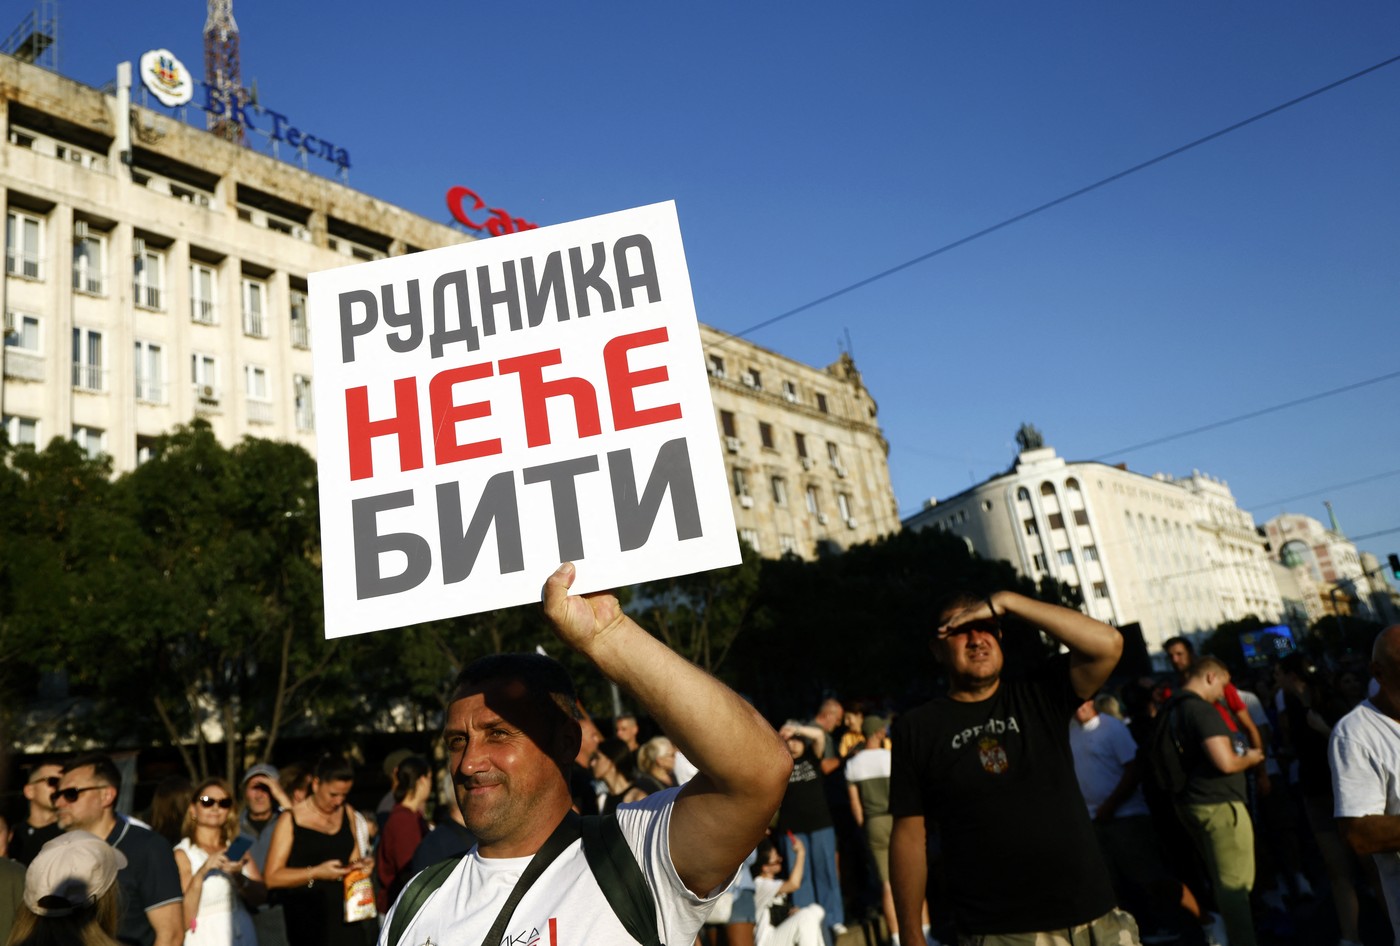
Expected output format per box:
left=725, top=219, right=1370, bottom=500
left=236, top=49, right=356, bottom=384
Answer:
left=378, top=563, right=793, bottom=946
left=889, top=589, right=1140, bottom=946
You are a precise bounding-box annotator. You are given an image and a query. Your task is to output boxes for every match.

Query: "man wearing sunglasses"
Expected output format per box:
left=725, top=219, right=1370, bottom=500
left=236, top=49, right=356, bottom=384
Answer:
left=7, top=758, right=62, bottom=865
left=54, top=753, right=183, bottom=946
left=889, top=589, right=1140, bottom=946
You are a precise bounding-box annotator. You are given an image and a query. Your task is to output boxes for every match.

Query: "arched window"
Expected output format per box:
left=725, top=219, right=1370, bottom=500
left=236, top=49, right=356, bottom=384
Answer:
left=1017, top=487, right=1030, bottom=501
left=1065, top=478, right=1080, bottom=492
left=1040, top=482, right=1055, bottom=496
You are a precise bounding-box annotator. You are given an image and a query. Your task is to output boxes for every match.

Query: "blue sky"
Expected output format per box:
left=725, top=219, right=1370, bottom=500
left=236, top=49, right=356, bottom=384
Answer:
left=43, top=2, right=1400, bottom=571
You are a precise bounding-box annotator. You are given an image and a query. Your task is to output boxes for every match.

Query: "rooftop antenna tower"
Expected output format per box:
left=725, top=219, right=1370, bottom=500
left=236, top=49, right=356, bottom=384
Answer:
left=204, top=0, right=245, bottom=142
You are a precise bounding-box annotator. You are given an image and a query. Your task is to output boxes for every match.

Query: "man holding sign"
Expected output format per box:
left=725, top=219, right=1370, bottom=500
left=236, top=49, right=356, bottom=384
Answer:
left=378, top=561, right=793, bottom=946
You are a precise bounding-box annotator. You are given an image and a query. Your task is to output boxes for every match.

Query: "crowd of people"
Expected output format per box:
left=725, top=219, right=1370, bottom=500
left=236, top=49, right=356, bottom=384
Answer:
left=1, top=563, right=1398, bottom=946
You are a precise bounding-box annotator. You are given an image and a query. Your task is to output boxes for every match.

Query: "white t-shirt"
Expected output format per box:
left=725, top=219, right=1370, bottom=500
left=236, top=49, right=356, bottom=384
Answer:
left=378, top=788, right=724, bottom=946
left=1068, top=713, right=1149, bottom=819
left=1329, top=699, right=1400, bottom=943
left=752, top=875, right=786, bottom=946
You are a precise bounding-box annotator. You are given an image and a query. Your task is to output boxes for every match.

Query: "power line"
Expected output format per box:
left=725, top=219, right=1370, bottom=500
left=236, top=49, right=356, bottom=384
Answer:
left=1090, top=369, right=1400, bottom=460
left=706, top=52, right=1400, bottom=351
left=1247, top=467, right=1400, bottom=511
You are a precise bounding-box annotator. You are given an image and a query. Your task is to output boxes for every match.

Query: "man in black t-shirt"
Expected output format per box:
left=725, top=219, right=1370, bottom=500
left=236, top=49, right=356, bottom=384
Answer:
left=889, top=589, right=1141, bottom=946
left=1170, top=656, right=1265, bottom=946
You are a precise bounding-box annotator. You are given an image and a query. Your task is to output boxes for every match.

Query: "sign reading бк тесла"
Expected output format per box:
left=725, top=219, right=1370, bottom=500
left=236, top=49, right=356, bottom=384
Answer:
left=309, top=202, right=739, bottom=638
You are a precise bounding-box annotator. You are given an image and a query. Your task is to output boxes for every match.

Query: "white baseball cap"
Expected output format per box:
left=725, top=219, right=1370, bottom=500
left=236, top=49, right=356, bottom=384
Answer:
left=24, top=831, right=128, bottom=917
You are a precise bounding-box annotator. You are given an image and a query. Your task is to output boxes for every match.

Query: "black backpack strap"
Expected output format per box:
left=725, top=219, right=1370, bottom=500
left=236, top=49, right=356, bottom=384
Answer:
left=386, top=857, right=461, bottom=946
left=580, top=814, right=663, bottom=946
left=386, top=812, right=582, bottom=946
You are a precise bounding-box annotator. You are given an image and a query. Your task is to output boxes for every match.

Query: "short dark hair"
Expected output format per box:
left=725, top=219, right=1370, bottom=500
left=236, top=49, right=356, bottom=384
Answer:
left=931, top=588, right=985, bottom=627
left=450, top=653, right=579, bottom=720
left=392, top=756, right=431, bottom=803
left=63, top=753, right=122, bottom=795
left=595, top=737, right=632, bottom=769
left=1184, top=655, right=1229, bottom=682
left=1164, top=636, right=1194, bottom=654
left=313, top=754, right=355, bottom=784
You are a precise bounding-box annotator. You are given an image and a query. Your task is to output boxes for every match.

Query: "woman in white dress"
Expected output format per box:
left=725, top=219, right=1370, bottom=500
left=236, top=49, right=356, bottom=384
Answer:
left=173, top=777, right=261, bottom=945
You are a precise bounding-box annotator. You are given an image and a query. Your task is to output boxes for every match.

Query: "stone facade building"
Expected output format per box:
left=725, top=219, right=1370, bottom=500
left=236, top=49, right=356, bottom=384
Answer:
left=2, top=52, right=899, bottom=561
left=903, top=439, right=1283, bottom=655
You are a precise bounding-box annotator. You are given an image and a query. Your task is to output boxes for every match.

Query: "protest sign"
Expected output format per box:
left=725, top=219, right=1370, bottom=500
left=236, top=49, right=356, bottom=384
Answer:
left=309, top=201, right=739, bottom=638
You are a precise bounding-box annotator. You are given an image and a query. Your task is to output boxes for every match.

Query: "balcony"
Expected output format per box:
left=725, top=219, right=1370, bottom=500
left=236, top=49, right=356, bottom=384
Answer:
left=191, top=299, right=217, bottom=325
left=6, top=250, right=41, bottom=279
left=3, top=349, right=45, bottom=381
left=134, top=283, right=163, bottom=311
left=246, top=399, right=275, bottom=425
left=72, top=363, right=106, bottom=392
left=290, top=320, right=310, bottom=349
left=243, top=310, right=267, bottom=338
left=135, top=379, right=167, bottom=404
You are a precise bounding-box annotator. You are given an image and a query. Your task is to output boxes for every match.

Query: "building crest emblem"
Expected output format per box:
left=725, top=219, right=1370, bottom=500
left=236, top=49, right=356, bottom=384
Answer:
left=139, top=48, right=194, bottom=107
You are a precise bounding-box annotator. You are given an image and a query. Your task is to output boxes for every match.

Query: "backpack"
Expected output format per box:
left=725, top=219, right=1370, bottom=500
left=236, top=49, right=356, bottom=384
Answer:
left=1146, top=695, right=1190, bottom=794
left=385, top=812, right=662, bottom=946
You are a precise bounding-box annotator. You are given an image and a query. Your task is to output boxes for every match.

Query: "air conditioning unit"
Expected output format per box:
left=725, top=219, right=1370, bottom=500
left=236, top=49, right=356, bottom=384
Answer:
left=741, top=371, right=757, bottom=388
left=291, top=225, right=309, bottom=240
left=200, top=385, right=218, bottom=401
left=845, top=517, right=858, bottom=530
left=816, top=513, right=829, bottom=526
left=833, top=463, right=847, bottom=478
left=800, top=457, right=813, bottom=471
left=725, top=436, right=740, bottom=453
left=73, top=220, right=90, bottom=241
left=739, top=495, right=754, bottom=509
left=784, top=390, right=798, bottom=403
left=132, top=237, right=146, bottom=258
left=3, top=311, right=14, bottom=335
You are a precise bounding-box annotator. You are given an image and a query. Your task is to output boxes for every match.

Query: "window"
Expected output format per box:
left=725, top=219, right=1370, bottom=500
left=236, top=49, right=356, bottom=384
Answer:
left=290, top=290, right=309, bottom=348
left=6, top=210, right=42, bottom=278
left=134, top=340, right=164, bottom=403
left=242, top=277, right=267, bottom=337
left=707, top=354, right=725, bottom=378
left=1093, top=582, right=1109, bottom=600
left=3, top=414, right=38, bottom=446
left=136, top=435, right=158, bottom=466
left=71, top=425, right=106, bottom=460
left=1083, top=545, right=1099, bottom=562
left=71, top=328, right=104, bottom=391
left=1016, top=487, right=1030, bottom=501
left=192, top=353, right=219, bottom=403
left=133, top=246, right=164, bottom=310
left=771, top=476, right=787, bottom=507
left=827, top=442, right=841, bottom=465
left=759, top=421, right=774, bottom=449
left=72, top=233, right=104, bottom=294
left=742, top=368, right=761, bottom=389
left=1024, top=519, right=1038, bottom=536
left=782, top=380, right=797, bottom=403
left=805, top=485, right=820, bottom=514
left=294, top=374, right=314, bottom=431
left=779, top=534, right=798, bottom=556
left=815, top=392, right=828, bottom=413
left=733, top=467, right=750, bottom=498
left=1040, top=482, right=1056, bottom=496
left=719, top=410, right=736, bottom=438
left=246, top=365, right=273, bottom=424
left=5, top=312, right=40, bottom=351
left=1058, top=549, right=1075, bottom=565
left=795, top=433, right=808, bottom=458
left=740, top=529, right=760, bottom=553
left=1048, top=512, right=1065, bottom=529
left=1073, top=508, right=1089, bottom=526
left=837, top=493, right=853, bottom=522
left=191, top=263, right=218, bottom=324
left=1032, top=553, right=1048, bottom=571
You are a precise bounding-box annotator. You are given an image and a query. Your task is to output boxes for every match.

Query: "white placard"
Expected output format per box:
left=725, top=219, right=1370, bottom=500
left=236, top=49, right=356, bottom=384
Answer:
left=309, top=202, right=739, bottom=638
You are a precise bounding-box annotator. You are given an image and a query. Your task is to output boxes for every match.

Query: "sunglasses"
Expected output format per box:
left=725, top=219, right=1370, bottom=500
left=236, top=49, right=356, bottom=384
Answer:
left=197, top=795, right=233, bottom=809
left=29, top=775, right=60, bottom=788
left=51, top=785, right=106, bottom=804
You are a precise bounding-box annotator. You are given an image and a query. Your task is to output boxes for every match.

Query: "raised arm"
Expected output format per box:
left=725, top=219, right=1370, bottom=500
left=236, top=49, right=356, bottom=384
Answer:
left=993, top=591, right=1122, bottom=699
left=542, top=562, right=793, bottom=896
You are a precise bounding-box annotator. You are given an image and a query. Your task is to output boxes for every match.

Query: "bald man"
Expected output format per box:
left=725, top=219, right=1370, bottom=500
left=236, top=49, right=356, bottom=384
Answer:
left=1329, top=624, right=1400, bottom=946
